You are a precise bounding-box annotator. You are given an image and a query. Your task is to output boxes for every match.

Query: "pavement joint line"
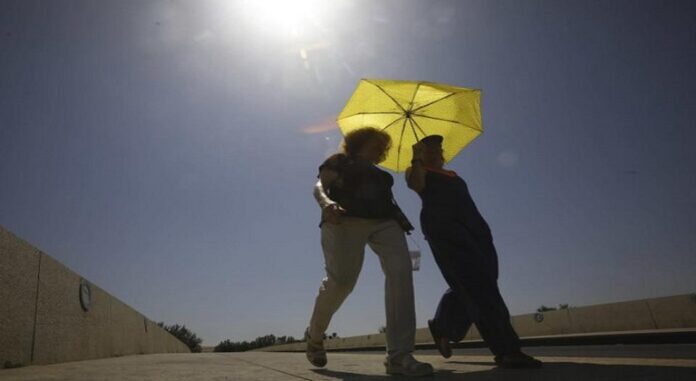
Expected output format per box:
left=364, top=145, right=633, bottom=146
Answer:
left=232, top=357, right=315, bottom=380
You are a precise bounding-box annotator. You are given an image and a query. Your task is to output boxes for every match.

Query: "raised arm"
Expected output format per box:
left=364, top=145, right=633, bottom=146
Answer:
left=405, top=143, right=427, bottom=193
left=405, top=164, right=426, bottom=193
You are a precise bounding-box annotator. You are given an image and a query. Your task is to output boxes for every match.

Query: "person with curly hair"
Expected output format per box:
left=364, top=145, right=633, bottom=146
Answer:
left=304, top=127, right=434, bottom=377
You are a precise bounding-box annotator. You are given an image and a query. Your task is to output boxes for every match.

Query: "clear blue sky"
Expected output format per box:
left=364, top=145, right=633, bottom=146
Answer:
left=1, top=0, right=695, bottom=345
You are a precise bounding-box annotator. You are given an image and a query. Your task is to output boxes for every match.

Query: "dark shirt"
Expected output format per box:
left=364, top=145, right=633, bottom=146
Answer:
left=418, top=168, right=491, bottom=237
left=318, top=153, right=397, bottom=219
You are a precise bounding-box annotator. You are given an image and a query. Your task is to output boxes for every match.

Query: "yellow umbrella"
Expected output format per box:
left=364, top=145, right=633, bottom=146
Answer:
left=337, top=79, right=482, bottom=172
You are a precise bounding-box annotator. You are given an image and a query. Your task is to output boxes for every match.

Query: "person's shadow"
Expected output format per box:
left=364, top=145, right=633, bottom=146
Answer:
left=311, top=361, right=696, bottom=380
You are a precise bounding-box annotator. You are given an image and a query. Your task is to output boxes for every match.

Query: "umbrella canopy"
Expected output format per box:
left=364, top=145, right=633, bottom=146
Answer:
left=337, top=79, right=482, bottom=172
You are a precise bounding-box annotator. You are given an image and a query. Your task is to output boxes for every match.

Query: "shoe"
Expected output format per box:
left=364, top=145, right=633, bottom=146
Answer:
left=427, top=319, right=452, bottom=359
left=304, top=328, right=327, bottom=368
left=494, top=352, right=543, bottom=368
left=384, top=354, right=434, bottom=377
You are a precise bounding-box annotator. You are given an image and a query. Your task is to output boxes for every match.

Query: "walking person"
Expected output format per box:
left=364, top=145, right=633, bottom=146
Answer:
left=305, top=127, right=434, bottom=376
left=406, top=134, right=542, bottom=368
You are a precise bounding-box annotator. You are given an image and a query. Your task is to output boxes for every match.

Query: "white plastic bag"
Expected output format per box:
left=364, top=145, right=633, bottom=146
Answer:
left=409, top=250, right=421, bottom=271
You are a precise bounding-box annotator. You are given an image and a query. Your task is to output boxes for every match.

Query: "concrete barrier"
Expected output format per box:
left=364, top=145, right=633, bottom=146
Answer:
left=0, top=225, right=190, bottom=368
left=259, top=294, right=696, bottom=352
left=567, top=299, right=656, bottom=333
left=0, top=227, right=41, bottom=368
left=648, top=294, right=696, bottom=329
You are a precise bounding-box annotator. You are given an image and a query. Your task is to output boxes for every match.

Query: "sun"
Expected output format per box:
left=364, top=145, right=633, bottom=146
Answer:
left=241, top=0, right=324, bottom=39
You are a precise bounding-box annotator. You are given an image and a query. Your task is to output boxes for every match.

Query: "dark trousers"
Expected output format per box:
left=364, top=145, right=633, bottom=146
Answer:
left=425, top=220, right=521, bottom=356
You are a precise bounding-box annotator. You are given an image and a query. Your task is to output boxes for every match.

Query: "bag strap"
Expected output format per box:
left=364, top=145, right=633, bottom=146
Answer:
left=390, top=191, right=415, bottom=235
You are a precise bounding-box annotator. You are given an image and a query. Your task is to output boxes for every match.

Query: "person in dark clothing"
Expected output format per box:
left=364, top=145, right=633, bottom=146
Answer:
left=405, top=134, right=542, bottom=369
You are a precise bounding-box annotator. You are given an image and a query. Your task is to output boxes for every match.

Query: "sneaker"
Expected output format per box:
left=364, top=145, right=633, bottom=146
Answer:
left=494, top=352, right=543, bottom=368
left=384, top=354, right=434, bottom=377
left=304, top=328, right=327, bottom=368
left=427, top=319, right=452, bottom=359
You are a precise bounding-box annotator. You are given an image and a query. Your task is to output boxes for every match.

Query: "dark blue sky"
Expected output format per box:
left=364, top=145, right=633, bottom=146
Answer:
left=2, top=0, right=695, bottom=345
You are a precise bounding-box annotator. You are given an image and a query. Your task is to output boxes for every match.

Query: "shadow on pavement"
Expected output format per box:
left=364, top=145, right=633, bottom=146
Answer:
left=312, top=361, right=696, bottom=380
left=311, top=368, right=458, bottom=380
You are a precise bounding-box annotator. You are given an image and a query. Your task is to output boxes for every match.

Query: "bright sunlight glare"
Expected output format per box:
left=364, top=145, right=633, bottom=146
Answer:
left=240, top=0, right=326, bottom=39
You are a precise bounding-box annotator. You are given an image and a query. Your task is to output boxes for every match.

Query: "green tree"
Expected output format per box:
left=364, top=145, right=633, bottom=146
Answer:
left=214, top=333, right=299, bottom=352
left=157, top=322, right=202, bottom=353
left=536, top=304, right=571, bottom=313
left=536, top=305, right=556, bottom=313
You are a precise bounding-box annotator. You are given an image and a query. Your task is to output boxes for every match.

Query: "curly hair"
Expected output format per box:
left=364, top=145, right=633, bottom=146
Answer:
left=342, top=127, right=392, bottom=158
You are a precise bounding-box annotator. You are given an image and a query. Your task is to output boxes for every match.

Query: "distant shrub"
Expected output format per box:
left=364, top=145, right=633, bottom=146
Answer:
left=536, top=305, right=556, bottom=312
left=157, top=322, right=203, bottom=353
left=536, top=304, right=572, bottom=313
left=214, top=334, right=299, bottom=352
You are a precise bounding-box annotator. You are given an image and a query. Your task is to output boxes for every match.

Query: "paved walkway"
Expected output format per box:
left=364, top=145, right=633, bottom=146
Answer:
left=3, top=351, right=696, bottom=380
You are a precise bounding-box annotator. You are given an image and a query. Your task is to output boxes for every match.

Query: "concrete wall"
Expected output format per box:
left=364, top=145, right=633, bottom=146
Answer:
left=260, top=294, right=696, bottom=352
left=0, top=225, right=189, bottom=368
left=0, top=226, right=40, bottom=368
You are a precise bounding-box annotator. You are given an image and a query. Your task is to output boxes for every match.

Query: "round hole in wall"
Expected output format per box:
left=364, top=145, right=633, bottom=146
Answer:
left=79, top=278, right=92, bottom=311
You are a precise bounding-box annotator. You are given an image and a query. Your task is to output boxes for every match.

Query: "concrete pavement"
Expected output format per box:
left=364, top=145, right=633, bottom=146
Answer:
left=2, top=350, right=696, bottom=380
